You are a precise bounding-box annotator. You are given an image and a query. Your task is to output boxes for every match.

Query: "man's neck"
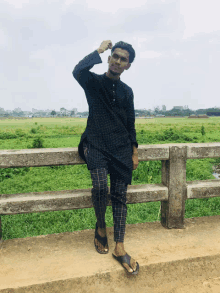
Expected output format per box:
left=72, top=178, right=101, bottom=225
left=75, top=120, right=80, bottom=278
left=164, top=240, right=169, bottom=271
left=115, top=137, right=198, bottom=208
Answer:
left=105, top=71, right=120, bottom=81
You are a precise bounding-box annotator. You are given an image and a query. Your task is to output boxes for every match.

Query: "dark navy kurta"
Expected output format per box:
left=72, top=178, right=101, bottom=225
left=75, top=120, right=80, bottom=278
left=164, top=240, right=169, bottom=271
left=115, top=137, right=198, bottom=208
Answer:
left=72, top=50, right=138, bottom=185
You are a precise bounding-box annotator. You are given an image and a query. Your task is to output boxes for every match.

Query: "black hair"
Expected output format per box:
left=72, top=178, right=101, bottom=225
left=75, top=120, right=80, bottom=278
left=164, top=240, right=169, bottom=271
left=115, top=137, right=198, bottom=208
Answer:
left=111, top=41, right=135, bottom=64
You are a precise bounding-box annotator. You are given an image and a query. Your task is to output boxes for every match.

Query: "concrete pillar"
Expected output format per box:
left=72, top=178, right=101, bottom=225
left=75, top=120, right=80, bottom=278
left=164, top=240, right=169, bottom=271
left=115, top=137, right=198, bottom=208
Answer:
left=161, top=145, right=187, bottom=229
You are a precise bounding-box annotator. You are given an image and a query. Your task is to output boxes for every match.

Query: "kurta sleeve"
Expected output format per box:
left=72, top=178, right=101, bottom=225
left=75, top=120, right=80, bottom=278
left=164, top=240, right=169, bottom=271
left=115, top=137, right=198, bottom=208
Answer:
left=125, top=88, right=138, bottom=149
left=72, top=50, right=102, bottom=90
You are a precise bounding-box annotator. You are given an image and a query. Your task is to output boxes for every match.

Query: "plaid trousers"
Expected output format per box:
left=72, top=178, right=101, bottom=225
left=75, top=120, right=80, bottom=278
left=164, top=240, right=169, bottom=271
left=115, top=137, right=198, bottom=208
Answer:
left=83, top=140, right=128, bottom=243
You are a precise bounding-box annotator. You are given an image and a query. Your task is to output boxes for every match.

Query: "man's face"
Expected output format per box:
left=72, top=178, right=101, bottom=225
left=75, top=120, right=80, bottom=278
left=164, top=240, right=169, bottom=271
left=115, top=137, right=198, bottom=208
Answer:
left=108, top=48, right=131, bottom=76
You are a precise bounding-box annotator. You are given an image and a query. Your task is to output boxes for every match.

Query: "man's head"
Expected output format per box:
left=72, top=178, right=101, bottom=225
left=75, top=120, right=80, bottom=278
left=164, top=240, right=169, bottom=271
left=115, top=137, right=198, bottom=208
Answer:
left=107, top=41, right=135, bottom=79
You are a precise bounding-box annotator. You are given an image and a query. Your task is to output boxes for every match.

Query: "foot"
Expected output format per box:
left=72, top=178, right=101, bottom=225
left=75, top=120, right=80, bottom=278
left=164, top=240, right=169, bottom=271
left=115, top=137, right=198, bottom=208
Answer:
left=95, top=226, right=108, bottom=252
left=112, top=245, right=137, bottom=273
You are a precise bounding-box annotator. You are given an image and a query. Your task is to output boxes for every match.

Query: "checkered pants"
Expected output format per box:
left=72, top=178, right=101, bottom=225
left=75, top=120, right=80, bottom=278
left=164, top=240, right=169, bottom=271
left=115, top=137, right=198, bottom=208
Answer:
left=83, top=141, right=128, bottom=243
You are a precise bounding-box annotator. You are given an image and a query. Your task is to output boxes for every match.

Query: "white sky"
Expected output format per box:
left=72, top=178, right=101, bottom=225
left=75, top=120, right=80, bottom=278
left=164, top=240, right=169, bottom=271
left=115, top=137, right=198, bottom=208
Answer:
left=1, top=0, right=220, bottom=112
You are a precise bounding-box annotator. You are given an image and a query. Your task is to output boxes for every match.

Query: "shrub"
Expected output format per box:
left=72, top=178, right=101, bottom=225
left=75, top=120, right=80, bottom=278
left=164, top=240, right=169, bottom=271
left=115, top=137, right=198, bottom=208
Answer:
left=201, top=125, right=205, bottom=136
left=32, top=136, right=44, bottom=148
left=15, top=128, right=25, bottom=137
left=0, top=132, right=17, bottom=139
left=30, top=128, right=37, bottom=134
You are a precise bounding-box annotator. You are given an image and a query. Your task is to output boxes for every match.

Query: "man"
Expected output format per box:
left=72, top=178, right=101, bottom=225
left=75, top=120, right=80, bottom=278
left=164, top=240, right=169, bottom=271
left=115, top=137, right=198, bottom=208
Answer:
left=72, top=40, right=139, bottom=274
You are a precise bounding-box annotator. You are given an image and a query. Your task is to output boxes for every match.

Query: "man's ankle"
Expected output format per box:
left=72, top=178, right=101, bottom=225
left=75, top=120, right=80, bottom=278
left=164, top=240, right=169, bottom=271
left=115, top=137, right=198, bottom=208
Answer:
left=115, top=242, right=126, bottom=255
left=116, top=242, right=124, bottom=248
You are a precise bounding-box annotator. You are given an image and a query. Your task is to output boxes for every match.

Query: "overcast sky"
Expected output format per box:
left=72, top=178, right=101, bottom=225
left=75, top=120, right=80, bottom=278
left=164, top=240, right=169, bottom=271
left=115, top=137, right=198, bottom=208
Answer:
left=1, top=0, right=220, bottom=112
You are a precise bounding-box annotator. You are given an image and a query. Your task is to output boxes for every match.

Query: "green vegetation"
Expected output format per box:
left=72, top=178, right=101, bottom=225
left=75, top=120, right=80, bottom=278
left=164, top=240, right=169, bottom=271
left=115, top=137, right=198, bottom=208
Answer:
left=0, top=117, right=220, bottom=241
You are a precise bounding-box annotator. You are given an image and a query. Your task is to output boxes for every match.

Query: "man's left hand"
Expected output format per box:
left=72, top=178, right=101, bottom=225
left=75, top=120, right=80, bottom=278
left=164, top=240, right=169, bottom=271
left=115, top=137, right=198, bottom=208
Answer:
left=132, top=153, right=139, bottom=170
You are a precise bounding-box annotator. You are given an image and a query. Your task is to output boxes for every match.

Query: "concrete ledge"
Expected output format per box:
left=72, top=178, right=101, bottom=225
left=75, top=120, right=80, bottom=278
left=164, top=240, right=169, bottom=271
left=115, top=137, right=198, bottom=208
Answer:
left=187, top=179, right=220, bottom=199
left=0, top=184, right=168, bottom=215
left=1, top=180, right=220, bottom=216
left=1, top=143, right=220, bottom=168
left=1, top=215, right=220, bottom=292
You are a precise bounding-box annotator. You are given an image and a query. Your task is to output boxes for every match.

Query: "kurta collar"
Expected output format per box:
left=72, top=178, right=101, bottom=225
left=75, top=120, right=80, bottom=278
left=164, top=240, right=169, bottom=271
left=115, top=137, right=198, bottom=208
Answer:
left=103, top=72, right=120, bottom=82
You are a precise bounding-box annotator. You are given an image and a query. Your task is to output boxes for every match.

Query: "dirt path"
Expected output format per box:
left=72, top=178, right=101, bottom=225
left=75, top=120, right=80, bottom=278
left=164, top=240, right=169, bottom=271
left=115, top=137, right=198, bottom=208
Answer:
left=142, top=276, right=220, bottom=292
left=1, top=216, right=220, bottom=292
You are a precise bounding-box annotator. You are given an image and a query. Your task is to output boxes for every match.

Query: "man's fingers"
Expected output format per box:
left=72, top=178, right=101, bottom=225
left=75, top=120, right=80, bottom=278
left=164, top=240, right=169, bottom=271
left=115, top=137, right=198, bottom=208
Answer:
left=99, top=40, right=113, bottom=52
left=133, top=163, right=138, bottom=170
left=132, top=158, right=138, bottom=169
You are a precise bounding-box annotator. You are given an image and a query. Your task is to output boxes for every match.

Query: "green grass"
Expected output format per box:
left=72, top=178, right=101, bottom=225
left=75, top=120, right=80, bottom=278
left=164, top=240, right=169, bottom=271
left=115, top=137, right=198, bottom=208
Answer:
left=0, top=136, right=81, bottom=150
left=0, top=117, right=220, bottom=241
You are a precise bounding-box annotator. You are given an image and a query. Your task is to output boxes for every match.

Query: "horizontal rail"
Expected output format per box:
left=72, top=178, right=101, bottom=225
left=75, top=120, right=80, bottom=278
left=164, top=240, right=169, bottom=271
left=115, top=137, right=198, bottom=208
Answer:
left=0, top=184, right=168, bottom=215
left=0, top=180, right=220, bottom=215
left=0, top=143, right=220, bottom=168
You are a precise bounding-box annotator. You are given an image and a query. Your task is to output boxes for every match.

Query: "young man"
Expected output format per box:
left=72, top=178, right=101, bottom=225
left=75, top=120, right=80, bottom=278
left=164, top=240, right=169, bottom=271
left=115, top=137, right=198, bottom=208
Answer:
left=72, top=40, right=139, bottom=274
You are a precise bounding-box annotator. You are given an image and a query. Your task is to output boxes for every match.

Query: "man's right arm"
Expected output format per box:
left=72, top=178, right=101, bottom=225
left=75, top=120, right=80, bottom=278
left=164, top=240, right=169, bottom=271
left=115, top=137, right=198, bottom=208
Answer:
left=97, top=48, right=103, bottom=54
left=72, top=50, right=102, bottom=89
left=72, top=40, right=113, bottom=89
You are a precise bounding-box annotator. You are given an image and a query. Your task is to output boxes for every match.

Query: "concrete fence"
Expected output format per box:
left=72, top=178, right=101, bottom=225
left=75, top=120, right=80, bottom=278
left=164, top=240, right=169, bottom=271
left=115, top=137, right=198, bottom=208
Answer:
left=0, top=143, right=220, bottom=243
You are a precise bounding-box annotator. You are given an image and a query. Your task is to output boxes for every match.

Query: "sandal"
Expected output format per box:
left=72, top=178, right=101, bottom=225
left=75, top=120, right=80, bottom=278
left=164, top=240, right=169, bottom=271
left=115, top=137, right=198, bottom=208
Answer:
left=94, top=222, right=109, bottom=254
left=112, top=253, right=139, bottom=275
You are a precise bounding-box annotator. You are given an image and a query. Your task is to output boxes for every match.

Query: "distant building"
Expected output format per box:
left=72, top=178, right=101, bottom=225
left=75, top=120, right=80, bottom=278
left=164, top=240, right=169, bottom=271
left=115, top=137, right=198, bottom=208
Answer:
left=207, top=111, right=220, bottom=116
left=72, top=108, right=78, bottom=114
left=188, top=114, right=209, bottom=119
left=14, top=107, right=22, bottom=112
left=173, top=106, right=184, bottom=111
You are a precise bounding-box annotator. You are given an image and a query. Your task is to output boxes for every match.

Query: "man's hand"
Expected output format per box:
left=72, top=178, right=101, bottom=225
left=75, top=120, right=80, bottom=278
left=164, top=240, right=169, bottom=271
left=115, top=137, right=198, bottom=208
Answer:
left=132, top=146, right=138, bottom=170
left=97, top=40, right=113, bottom=54
left=132, top=153, right=138, bottom=170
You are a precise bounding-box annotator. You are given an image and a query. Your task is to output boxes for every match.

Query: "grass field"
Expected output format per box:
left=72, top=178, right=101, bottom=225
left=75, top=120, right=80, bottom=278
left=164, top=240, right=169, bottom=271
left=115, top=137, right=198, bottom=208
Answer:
left=0, top=116, right=220, bottom=241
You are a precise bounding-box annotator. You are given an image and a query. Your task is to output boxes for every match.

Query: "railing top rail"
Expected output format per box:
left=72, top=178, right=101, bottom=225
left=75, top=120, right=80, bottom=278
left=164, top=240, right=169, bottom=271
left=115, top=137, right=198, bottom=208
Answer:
left=0, top=143, right=220, bottom=168
left=0, top=142, right=220, bottom=154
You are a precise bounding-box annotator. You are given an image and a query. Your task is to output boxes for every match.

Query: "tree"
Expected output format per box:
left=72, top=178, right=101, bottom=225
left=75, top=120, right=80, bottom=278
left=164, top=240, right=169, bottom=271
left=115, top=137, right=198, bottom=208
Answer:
left=51, top=110, right=56, bottom=116
left=154, top=106, right=160, bottom=114
left=162, top=105, right=166, bottom=111
left=60, top=107, right=66, bottom=117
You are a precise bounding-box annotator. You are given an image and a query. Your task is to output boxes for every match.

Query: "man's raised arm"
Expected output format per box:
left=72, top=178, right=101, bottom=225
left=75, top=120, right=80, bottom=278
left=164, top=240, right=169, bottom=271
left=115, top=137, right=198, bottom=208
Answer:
left=72, top=50, right=102, bottom=89
left=72, top=40, right=113, bottom=89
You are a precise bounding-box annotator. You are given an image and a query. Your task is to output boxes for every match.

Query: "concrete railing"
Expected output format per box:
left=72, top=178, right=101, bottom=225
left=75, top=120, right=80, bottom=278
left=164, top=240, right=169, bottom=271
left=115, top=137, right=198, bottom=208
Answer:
left=0, top=143, right=220, bottom=243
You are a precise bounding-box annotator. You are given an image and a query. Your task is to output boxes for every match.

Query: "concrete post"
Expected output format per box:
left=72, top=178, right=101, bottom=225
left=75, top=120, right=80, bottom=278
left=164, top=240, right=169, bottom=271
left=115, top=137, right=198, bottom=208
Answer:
left=161, top=145, right=187, bottom=229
